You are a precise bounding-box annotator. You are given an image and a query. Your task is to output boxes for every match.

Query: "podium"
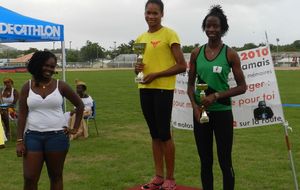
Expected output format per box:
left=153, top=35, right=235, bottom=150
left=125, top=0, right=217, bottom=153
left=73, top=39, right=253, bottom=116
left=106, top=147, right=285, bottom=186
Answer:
left=126, top=185, right=201, bottom=190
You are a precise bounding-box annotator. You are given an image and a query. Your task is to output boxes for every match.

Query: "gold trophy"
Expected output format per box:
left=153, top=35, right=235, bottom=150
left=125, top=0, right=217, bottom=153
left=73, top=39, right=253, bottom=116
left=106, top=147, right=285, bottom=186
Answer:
left=196, top=84, right=209, bottom=123
left=133, top=43, right=147, bottom=83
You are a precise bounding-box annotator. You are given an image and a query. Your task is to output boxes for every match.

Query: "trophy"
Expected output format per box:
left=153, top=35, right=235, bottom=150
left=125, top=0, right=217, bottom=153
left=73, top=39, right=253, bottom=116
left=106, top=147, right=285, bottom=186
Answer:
left=196, top=84, right=209, bottom=124
left=133, top=43, right=147, bottom=83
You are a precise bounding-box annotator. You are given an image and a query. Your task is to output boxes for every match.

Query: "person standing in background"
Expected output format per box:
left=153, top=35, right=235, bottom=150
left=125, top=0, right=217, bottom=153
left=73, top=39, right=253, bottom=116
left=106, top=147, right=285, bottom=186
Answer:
left=1, top=77, right=19, bottom=139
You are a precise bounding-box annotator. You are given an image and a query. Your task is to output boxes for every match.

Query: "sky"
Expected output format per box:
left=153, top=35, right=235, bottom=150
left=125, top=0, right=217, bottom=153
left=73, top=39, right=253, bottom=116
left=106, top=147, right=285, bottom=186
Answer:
left=1, top=0, right=299, bottom=50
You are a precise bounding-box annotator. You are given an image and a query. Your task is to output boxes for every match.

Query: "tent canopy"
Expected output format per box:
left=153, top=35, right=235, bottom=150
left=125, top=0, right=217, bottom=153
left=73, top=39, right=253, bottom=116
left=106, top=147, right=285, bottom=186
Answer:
left=0, top=6, right=64, bottom=43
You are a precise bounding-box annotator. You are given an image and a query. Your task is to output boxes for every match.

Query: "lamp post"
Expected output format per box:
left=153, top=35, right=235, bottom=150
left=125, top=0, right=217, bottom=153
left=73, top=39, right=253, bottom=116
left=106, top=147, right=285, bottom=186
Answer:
left=69, top=41, right=72, bottom=50
left=276, top=38, right=279, bottom=65
left=111, top=41, right=117, bottom=68
left=276, top=38, right=279, bottom=54
left=113, top=41, right=118, bottom=68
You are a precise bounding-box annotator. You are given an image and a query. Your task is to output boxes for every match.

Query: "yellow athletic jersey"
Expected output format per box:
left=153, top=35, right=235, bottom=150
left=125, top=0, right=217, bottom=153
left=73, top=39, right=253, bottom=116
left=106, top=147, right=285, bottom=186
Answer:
left=135, top=27, right=180, bottom=90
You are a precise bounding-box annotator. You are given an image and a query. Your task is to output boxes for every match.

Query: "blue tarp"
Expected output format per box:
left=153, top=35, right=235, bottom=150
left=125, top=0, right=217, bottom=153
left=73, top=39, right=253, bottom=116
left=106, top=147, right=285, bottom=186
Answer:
left=0, top=6, right=64, bottom=42
left=282, top=104, right=300, bottom=107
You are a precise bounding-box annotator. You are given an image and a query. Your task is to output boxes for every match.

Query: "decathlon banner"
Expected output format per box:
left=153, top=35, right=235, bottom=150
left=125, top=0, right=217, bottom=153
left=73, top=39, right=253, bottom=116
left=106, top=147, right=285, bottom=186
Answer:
left=171, top=46, right=284, bottom=129
left=0, top=6, right=64, bottom=42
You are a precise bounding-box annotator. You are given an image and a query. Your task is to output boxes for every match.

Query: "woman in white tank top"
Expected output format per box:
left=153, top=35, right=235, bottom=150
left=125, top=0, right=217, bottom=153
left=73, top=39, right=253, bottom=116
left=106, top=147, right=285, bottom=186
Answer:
left=1, top=77, right=19, bottom=139
left=16, top=51, right=84, bottom=190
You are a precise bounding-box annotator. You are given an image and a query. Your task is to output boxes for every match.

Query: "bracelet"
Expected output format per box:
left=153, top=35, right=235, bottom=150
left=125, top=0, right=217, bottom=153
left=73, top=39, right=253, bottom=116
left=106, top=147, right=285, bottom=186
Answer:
left=16, top=141, right=24, bottom=145
left=214, top=92, right=220, bottom=101
left=16, top=138, right=24, bottom=142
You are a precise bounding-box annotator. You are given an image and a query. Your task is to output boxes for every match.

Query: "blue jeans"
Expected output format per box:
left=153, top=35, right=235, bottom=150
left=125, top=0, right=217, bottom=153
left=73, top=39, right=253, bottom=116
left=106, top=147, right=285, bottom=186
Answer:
left=25, top=130, right=69, bottom=152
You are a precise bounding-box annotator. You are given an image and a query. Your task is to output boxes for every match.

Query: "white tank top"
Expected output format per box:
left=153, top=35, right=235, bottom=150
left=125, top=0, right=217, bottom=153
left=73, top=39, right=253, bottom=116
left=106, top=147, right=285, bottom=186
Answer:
left=26, top=80, right=67, bottom=132
left=1, top=88, right=14, bottom=104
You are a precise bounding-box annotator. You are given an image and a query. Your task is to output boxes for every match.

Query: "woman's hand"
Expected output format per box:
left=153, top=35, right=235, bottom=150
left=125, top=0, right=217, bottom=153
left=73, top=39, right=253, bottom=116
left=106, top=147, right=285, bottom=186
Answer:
left=134, top=63, right=145, bottom=74
left=193, top=105, right=203, bottom=123
left=70, top=109, right=76, bottom=116
left=63, top=127, right=78, bottom=135
left=16, top=142, right=26, bottom=157
left=201, top=93, right=217, bottom=108
left=142, top=73, right=159, bottom=84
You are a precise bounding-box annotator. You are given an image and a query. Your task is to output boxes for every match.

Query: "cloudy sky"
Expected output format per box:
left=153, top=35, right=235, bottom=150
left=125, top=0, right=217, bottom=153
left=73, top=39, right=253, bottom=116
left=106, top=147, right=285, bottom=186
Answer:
left=1, top=0, right=299, bottom=50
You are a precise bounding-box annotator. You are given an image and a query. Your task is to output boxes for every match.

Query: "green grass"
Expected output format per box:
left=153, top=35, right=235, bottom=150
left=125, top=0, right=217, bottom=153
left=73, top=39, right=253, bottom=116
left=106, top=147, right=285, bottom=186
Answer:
left=0, top=70, right=299, bottom=190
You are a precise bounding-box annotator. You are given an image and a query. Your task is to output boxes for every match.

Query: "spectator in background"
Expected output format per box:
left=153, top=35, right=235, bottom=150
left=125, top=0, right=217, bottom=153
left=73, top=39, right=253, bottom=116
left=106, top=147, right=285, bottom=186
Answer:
left=64, top=80, right=93, bottom=140
left=0, top=77, right=19, bottom=139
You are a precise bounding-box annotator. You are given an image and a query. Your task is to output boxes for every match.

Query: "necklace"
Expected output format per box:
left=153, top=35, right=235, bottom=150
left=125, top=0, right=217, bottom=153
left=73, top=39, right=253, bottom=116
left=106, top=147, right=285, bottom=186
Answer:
left=207, top=43, right=223, bottom=56
left=41, top=80, right=52, bottom=89
left=4, top=88, right=11, bottom=96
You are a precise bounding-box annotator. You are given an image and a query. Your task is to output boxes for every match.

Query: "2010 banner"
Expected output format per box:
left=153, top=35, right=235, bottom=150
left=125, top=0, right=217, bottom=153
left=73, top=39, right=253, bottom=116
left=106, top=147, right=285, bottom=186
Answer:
left=171, top=46, right=284, bottom=129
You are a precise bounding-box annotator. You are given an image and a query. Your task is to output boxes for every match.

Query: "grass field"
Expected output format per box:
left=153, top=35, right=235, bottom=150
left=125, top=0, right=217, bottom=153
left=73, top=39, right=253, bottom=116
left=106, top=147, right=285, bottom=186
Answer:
left=0, top=70, right=299, bottom=190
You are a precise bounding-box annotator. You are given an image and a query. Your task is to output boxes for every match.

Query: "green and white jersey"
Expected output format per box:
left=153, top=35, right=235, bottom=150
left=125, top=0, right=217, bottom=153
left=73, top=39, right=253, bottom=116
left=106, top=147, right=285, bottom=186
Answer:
left=194, top=44, right=232, bottom=111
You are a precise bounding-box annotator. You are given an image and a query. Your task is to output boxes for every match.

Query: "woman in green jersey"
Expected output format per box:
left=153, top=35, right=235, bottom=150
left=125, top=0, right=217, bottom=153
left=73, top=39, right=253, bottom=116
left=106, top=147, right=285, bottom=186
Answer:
left=187, top=5, right=247, bottom=190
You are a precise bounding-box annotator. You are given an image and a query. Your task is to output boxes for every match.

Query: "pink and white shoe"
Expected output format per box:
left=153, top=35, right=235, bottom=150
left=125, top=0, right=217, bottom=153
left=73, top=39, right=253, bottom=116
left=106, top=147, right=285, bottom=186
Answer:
left=141, top=175, right=164, bottom=190
left=159, top=179, right=176, bottom=190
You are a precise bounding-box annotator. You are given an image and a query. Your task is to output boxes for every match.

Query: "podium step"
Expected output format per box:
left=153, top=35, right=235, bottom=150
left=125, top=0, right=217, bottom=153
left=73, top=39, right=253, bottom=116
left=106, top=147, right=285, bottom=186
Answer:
left=126, top=185, right=201, bottom=190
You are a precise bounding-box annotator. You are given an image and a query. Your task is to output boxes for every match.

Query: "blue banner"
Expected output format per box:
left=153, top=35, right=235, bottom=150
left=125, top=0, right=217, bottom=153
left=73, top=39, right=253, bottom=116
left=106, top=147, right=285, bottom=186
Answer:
left=0, top=6, right=64, bottom=42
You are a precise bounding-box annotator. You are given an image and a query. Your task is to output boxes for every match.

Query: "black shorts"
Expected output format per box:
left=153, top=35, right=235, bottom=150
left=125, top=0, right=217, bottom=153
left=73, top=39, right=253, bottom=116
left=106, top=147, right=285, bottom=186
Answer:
left=139, top=88, right=174, bottom=141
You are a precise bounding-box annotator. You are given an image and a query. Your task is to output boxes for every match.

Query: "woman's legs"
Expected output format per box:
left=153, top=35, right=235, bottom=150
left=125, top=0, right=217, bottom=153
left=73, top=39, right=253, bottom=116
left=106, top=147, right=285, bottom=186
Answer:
left=44, top=151, right=68, bottom=190
left=153, top=90, right=175, bottom=180
left=44, top=131, right=69, bottom=190
left=140, top=89, right=175, bottom=189
left=212, top=111, right=235, bottom=190
left=152, top=139, right=164, bottom=177
left=193, top=118, right=214, bottom=190
left=23, top=152, right=44, bottom=190
left=140, top=89, right=164, bottom=177
left=24, top=130, right=69, bottom=190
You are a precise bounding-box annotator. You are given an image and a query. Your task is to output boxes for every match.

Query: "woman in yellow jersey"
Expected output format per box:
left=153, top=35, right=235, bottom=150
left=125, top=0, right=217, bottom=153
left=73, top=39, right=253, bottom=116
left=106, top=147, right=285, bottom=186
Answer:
left=135, top=0, right=186, bottom=189
left=187, top=5, right=246, bottom=190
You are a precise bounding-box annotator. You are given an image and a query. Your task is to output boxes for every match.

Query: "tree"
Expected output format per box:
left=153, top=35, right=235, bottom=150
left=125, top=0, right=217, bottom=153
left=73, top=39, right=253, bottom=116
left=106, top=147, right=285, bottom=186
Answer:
left=182, top=43, right=200, bottom=53
left=0, top=50, right=21, bottom=58
left=117, top=40, right=135, bottom=54
left=23, top=48, right=38, bottom=55
left=182, top=45, right=194, bottom=53
left=67, top=50, right=80, bottom=62
left=292, top=40, right=300, bottom=49
left=80, top=41, right=105, bottom=63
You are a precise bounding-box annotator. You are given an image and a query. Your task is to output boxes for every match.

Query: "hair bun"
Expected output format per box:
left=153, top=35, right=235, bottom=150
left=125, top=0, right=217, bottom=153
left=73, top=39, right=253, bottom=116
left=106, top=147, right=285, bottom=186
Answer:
left=209, top=5, right=224, bottom=15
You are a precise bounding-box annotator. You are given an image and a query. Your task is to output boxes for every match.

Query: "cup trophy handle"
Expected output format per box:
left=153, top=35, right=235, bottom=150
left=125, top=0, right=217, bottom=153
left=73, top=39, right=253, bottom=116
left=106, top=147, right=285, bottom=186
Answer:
left=199, top=105, right=209, bottom=123
left=135, top=54, right=144, bottom=83
left=133, top=43, right=147, bottom=83
left=197, top=84, right=209, bottom=124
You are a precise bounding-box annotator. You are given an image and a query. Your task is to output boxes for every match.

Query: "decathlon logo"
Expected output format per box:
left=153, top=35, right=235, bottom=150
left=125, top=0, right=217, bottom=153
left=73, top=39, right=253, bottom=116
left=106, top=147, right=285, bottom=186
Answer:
left=0, top=23, right=61, bottom=38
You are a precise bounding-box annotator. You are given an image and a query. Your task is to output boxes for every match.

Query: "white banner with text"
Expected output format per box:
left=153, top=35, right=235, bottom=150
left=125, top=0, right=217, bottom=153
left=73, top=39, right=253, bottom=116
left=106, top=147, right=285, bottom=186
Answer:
left=171, top=46, right=284, bottom=129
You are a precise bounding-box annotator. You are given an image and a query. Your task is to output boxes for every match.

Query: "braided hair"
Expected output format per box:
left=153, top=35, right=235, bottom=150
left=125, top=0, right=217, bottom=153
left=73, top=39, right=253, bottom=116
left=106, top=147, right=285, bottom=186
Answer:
left=27, top=51, right=57, bottom=82
left=202, top=5, right=229, bottom=36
